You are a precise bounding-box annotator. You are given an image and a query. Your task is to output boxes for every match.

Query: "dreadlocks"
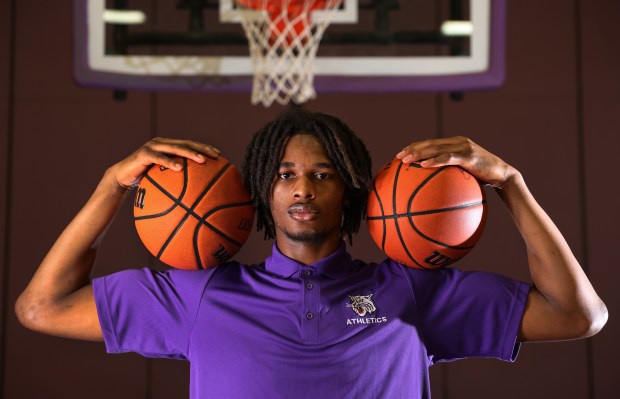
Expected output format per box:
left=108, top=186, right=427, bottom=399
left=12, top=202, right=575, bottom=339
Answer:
left=241, top=107, right=373, bottom=244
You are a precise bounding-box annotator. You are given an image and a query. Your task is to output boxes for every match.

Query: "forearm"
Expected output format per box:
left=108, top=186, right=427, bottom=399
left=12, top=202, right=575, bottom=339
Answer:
left=16, top=167, right=129, bottom=334
left=497, top=172, right=607, bottom=340
left=396, top=136, right=607, bottom=340
left=16, top=138, right=219, bottom=340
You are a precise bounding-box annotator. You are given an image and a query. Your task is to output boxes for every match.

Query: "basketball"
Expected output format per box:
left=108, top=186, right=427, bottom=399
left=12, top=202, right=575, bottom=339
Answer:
left=133, top=156, right=255, bottom=270
left=366, top=159, right=487, bottom=269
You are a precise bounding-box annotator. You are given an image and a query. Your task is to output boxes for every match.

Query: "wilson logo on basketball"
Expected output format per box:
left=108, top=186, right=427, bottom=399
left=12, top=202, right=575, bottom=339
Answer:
left=212, top=244, right=232, bottom=263
left=237, top=218, right=252, bottom=232
left=134, top=188, right=146, bottom=209
left=424, top=251, right=455, bottom=268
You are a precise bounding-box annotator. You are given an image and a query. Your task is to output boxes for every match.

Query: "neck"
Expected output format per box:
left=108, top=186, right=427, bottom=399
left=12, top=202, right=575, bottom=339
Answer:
left=275, top=235, right=342, bottom=265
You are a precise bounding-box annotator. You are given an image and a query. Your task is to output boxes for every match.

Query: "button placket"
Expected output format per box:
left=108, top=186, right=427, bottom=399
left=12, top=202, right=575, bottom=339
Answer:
left=301, top=267, right=320, bottom=344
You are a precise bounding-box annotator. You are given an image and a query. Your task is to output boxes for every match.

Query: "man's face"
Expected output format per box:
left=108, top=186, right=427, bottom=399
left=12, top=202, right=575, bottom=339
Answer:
left=270, top=134, right=346, bottom=245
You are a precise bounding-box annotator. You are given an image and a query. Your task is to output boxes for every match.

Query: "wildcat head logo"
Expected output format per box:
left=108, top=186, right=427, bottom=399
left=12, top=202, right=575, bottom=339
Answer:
left=347, top=294, right=377, bottom=317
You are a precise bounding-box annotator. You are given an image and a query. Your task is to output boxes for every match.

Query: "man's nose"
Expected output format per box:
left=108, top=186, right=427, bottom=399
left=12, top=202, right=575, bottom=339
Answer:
left=293, top=176, right=316, bottom=199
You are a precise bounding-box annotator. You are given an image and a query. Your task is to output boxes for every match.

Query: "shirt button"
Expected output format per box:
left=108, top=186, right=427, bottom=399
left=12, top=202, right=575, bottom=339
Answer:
left=306, top=283, right=314, bottom=290
left=306, top=312, right=314, bottom=320
left=303, top=270, right=313, bottom=277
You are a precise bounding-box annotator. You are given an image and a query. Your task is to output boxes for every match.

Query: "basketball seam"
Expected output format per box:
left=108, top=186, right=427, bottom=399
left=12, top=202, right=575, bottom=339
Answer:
left=192, top=200, right=255, bottom=269
left=406, top=167, right=483, bottom=251
left=158, top=162, right=232, bottom=266
left=135, top=158, right=190, bottom=221
left=392, top=162, right=427, bottom=269
left=370, top=181, right=387, bottom=252
left=366, top=200, right=486, bottom=220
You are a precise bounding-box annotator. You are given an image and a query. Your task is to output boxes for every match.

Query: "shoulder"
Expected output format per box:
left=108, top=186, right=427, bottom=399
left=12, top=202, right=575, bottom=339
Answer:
left=368, top=258, right=529, bottom=298
left=93, top=261, right=252, bottom=294
left=354, top=257, right=450, bottom=280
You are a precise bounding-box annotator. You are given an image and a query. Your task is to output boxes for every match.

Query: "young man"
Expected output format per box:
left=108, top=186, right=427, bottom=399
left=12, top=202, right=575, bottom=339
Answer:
left=16, top=109, right=607, bottom=398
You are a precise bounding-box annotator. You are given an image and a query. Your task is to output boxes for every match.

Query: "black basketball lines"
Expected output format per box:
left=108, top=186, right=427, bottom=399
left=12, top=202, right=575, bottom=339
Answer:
left=134, top=158, right=254, bottom=269
left=369, top=162, right=485, bottom=269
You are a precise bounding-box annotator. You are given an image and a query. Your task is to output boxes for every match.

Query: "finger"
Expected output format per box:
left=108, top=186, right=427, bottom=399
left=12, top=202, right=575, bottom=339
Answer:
left=150, top=140, right=220, bottom=161
left=115, top=152, right=181, bottom=189
left=418, top=152, right=464, bottom=168
left=400, top=141, right=469, bottom=165
left=149, top=151, right=184, bottom=171
left=149, top=138, right=221, bottom=161
left=134, top=147, right=184, bottom=172
left=396, top=137, right=464, bottom=163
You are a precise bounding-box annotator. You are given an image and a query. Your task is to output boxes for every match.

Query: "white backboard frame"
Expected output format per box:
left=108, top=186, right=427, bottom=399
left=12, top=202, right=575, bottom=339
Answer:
left=74, top=0, right=506, bottom=92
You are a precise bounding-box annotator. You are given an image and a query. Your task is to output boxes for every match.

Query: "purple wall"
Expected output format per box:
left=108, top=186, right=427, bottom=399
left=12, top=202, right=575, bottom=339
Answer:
left=1, top=0, right=618, bottom=398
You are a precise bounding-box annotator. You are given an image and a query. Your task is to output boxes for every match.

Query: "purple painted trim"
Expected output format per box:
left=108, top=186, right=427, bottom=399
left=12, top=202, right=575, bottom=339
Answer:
left=73, top=0, right=506, bottom=93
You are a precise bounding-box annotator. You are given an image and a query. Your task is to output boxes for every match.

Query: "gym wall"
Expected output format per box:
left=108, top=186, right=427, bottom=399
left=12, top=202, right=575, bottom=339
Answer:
left=1, top=1, right=618, bottom=398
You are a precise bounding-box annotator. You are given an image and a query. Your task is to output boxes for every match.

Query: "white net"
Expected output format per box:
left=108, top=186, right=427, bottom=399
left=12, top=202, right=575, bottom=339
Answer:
left=234, top=0, right=343, bottom=107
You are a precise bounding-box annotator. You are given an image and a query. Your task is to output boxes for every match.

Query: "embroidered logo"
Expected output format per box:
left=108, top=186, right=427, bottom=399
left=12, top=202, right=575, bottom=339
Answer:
left=347, top=294, right=377, bottom=317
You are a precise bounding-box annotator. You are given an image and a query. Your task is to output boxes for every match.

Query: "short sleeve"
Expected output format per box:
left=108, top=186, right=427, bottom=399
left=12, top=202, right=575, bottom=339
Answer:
left=92, top=268, right=216, bottom=360
left=402, top=265, right=530, bottom=365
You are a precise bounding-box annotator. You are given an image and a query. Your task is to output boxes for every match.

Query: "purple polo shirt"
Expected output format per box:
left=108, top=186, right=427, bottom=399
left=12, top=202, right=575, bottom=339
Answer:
left=93, top=242, right=529, bottom=398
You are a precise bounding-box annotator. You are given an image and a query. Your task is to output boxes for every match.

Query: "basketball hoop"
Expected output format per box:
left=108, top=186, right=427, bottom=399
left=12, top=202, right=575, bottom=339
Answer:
left=234, top=0, right=343, bottom=106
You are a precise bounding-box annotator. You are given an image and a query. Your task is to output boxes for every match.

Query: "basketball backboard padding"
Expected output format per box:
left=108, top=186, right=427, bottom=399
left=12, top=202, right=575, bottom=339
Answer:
left=73, top=0, right=506, bottom=93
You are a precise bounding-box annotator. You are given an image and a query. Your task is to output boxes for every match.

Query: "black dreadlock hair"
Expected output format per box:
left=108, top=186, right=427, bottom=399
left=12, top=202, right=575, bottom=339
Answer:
left=241, top=107, right=373, bottom=245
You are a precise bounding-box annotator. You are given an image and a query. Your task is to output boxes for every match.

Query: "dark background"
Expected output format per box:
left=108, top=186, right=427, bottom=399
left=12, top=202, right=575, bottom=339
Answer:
left=1, top=0, right=618, bottom=398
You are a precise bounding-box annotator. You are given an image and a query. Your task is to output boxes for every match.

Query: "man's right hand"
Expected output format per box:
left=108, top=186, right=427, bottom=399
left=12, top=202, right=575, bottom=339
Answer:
left=111, top=137, right=221, bottom=190
left=15, top=138, right=221, bottom=341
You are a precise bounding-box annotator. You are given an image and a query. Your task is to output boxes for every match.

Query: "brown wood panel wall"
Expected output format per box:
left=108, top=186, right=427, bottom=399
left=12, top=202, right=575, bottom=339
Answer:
left=444, top=1, right=591, bottom=397
left=581, top=0, right=620, bottom=398
left=1, top=1, right=617, bottom=398
left=2, top=1, right=152, bottom=398
left=0, top=0, right=13, bottom=389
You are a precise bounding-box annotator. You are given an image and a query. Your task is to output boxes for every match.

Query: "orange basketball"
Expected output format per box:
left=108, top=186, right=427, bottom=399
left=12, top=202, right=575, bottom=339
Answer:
left=133, top=157, right=255, bottom=270
left=366, top=159, right=487, bottom=269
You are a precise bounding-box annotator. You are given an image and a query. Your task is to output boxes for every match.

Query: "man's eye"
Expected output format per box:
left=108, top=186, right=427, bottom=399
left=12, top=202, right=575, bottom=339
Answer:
left=315, top=173, right=329, bottom=180
left=278, top=172, right=292, bottom=179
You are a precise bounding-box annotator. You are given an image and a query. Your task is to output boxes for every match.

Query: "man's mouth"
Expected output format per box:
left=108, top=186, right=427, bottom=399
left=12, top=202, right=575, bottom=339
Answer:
left=288, top=204, right=319, bottom=222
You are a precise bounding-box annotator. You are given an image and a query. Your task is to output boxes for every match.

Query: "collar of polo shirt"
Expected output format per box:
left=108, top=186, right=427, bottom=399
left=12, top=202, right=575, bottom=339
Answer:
left=265, top=241, right=352, bottom=279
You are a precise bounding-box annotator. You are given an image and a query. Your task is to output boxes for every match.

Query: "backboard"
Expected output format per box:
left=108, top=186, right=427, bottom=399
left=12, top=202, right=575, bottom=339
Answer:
left=74, top=0, right=505, bottom=96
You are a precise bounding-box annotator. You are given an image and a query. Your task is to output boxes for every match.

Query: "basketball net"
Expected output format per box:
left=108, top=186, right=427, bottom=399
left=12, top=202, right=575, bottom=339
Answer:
left=234, top=0, right=342, bottom=107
